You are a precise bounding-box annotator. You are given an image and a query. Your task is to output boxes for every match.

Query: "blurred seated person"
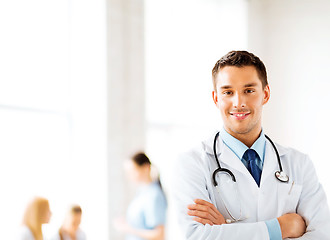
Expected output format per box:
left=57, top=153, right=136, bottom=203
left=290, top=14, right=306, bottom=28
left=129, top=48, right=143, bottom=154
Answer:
left=114, top=152, right=167, bottom=240
left=17, top=196, right=51, bottom=240
left=52, top=205, right=86, bottom=240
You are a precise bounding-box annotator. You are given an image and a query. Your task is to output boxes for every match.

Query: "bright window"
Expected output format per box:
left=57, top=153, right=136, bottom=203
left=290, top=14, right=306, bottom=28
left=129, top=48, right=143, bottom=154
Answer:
left=0, top=0, right=107, bottom=238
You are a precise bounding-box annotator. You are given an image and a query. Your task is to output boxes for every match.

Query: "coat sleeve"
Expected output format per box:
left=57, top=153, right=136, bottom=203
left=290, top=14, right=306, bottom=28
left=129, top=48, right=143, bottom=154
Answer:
left=172, top=150, right=270, bottom=240
left=288, top=155, right=330, bottom=240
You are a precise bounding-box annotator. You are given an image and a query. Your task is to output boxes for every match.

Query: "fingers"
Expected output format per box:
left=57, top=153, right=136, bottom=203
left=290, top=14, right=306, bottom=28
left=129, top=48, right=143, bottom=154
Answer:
left=194, top=199, right=214, bottom=206
left=187, top=202, right=219, bottom=221
left=193, top=217, right=214, bottom=226
left=194, top=199, right=220, bottom=214
left=189, top=199, right=222, bottom=219
left=187, top=199, right=226, bottom=225
left=187, top=208, right=218, bottom=223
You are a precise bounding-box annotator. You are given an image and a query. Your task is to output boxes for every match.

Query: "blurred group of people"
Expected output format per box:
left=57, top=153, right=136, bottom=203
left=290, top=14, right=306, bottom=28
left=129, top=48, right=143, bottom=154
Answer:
left=17, top=152, right=167, bottom=240
left=17, top=198, right=86, bottom=240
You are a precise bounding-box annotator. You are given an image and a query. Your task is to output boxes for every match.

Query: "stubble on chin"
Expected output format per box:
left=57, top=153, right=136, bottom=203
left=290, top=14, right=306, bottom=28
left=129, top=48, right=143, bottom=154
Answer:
left=225, top=121, right=257, bottom=137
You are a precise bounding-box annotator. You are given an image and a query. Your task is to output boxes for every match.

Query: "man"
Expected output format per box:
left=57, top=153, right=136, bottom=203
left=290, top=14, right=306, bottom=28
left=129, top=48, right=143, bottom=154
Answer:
left=173, top=51, right=330, bottom=239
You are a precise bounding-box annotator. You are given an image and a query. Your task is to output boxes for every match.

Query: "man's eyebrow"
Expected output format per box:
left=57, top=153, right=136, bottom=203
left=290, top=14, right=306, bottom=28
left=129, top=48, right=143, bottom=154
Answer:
left=220, top=83, right=258, bottom=89
left=244, top=83, right=258, bottom=87
left=220, top=85, right=232, bottom=89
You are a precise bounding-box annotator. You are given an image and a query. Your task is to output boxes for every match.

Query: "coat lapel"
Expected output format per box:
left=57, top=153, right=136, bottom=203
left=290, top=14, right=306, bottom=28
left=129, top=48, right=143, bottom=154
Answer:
left=219, top=140, right=252, bottom=179
left=260, top=140, right=289, bottom=187
left=203, top=133, right=254, bottom=179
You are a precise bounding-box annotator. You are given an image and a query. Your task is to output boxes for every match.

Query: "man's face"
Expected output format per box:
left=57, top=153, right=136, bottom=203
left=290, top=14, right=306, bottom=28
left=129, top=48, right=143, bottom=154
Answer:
left=212, top=66, right=270, bottom=140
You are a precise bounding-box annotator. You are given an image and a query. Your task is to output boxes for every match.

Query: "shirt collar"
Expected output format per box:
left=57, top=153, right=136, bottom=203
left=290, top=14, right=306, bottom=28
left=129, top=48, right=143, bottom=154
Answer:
left=220, top=127, right=266, bottom=163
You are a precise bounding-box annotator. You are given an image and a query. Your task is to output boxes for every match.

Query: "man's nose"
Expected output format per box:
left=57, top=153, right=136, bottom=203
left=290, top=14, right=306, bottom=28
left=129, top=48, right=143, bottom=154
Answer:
left=233, top=93, right=246, bottom=108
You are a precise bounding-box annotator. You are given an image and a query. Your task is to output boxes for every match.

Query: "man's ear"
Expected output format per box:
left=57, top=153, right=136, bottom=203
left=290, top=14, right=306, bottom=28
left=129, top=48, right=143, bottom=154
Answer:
left=263, top=85, right=270, bottom=105
left=212, top=91, right=218, bottom=106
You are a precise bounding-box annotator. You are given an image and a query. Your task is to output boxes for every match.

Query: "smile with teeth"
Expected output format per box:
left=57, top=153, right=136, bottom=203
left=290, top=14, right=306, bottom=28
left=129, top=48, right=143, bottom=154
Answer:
left=230, top=112, right=250, bottom=120
left=230, top=112, right=249, bottom=115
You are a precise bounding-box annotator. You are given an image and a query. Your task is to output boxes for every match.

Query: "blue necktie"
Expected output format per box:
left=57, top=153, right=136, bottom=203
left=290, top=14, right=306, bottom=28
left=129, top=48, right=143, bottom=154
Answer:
left=243, top=149, right=261, bottom=187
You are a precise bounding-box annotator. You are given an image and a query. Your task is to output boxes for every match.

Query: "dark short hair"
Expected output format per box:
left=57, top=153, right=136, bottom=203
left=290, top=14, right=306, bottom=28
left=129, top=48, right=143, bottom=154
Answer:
left=71, top=205, right=82, bottom=214
left=131, top=152, right=151, bottom=166
left=212, top=50, right=268, bottom=90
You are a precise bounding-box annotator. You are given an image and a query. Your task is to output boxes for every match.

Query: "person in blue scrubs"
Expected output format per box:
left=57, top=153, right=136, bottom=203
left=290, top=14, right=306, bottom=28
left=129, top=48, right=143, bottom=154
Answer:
left=114, top=152, right=167, bottom=240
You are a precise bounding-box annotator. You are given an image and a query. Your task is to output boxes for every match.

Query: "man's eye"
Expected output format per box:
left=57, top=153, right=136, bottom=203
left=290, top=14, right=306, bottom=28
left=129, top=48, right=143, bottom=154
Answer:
left=245, top=89, right=255, bottom=93
left=223, top=91, right=232, bottom=95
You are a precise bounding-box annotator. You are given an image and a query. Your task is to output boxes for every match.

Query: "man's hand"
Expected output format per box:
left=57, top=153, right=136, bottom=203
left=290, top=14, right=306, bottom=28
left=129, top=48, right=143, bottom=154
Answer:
left=187, top=199, right=226, bottom=225
left=277, top=213, right=306, bottom=239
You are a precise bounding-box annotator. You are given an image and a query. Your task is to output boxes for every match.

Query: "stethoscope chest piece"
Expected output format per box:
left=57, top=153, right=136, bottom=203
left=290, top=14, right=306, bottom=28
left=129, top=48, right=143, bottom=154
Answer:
left=275, top=171, right=289, bottom=183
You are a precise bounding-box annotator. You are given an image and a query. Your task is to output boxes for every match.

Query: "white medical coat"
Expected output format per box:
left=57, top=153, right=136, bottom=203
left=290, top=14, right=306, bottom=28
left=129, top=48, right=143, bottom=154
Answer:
left=173, top=133, right=330, bottom=239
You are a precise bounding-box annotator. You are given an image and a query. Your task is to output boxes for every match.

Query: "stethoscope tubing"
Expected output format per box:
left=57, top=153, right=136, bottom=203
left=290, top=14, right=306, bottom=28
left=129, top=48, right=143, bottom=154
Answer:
left=264, top=135, right=282, bottom=172
left=212, top=131, right=288, bottom=187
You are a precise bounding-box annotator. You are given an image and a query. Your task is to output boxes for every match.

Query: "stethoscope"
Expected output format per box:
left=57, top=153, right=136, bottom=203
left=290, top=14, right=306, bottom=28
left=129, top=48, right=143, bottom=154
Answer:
left=211, top=132, right=289, bottom=223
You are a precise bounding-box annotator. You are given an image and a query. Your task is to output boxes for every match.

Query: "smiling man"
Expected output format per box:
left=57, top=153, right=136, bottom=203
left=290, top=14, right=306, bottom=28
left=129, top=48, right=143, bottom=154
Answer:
left=173, top=51, right=330, bottom=239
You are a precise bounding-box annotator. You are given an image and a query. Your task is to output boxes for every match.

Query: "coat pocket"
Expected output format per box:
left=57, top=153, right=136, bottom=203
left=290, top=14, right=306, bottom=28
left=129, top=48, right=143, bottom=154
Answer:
left=277, top=182, right=302, bottom=214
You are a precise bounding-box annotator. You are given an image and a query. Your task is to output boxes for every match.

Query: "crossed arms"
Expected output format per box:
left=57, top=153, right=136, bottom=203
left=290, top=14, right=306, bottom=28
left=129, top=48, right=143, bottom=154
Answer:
left=188, top=199, right=305, bottom=239
left=173, top=151, right=330, bottom=240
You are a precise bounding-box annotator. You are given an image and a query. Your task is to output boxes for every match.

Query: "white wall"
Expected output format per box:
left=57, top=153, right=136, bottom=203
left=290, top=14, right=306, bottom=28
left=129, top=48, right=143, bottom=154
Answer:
left=68, top=0, right=108, bottom=238
left=106, top=0, right=146, bottom=239
left=0, top=0, right=108, bottom=238
left=0, top=0, right=146, bottom=239
left=248, top=0, right=330, bottom=198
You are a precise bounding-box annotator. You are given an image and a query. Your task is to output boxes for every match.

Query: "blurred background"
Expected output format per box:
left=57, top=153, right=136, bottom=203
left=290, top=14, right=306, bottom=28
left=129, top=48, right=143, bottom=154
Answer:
left=1, top=0, right=330, bottom=239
